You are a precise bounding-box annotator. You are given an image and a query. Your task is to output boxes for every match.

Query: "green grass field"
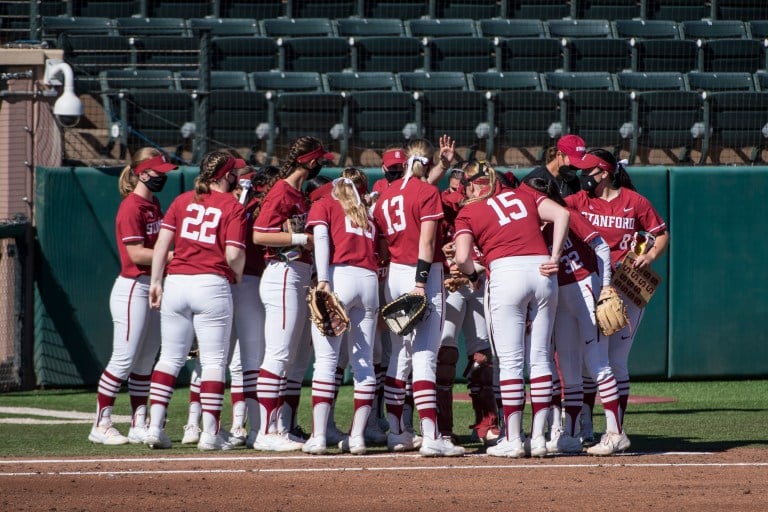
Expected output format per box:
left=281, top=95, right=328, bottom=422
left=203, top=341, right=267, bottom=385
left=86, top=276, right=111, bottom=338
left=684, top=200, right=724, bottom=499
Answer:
left=0, top=380, right=766, bottom=458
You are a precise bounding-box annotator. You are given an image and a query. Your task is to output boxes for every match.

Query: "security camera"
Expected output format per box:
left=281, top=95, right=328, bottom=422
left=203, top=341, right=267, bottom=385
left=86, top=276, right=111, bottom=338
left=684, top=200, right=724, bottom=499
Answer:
left=44, top=60, right=83, bottom=128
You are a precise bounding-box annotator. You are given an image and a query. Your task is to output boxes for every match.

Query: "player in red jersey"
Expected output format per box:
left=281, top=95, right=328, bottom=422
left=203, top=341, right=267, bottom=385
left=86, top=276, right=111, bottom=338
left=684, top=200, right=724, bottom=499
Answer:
left=251, top=136, right=331, bottom=451
left=301, top=168, right=379, bottom=455
left=145, top=151, right=247, bottom=451
left=372, top=138, right=464, bottom=457
left=89, top=148, right=177, bottom=446
left=566, top=149, right=669, bottom=455
left=453, top=161, right=570, bottom=458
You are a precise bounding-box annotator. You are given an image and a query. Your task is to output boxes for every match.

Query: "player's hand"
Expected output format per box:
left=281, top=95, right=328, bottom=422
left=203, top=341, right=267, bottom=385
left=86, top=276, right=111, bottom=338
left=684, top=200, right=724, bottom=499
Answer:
left=632, top=253, right=653, bottom=269
left=317, top=280, right=331, bottom=293
left=539, top=261, right=559, bottom=277
left=442, top=241, right=456, bottom=259
left=439, top=134, right=455, bottom=168
left=149, top=282, right=163, bottom=309
left=448, top=263, right=462, bottom=277
left=304, top=233, right=314, bottom=251
left=411, top=285, right=426, bottom=296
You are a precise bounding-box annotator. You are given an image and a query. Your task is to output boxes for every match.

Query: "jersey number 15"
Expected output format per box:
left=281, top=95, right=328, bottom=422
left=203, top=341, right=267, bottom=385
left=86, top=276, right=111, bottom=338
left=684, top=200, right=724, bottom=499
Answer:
left=487, top=191, right=528, bottom=226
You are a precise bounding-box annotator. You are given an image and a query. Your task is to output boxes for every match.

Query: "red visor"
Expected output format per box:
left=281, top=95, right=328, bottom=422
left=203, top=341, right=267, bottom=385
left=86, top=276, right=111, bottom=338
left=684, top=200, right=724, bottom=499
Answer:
left=296, top=146, right=335, bottom=165
left=213, top=157, right=247, bottom=181
left=134, top=154, right=177, bottom=175
left=571, top=153, right=614, bottom=173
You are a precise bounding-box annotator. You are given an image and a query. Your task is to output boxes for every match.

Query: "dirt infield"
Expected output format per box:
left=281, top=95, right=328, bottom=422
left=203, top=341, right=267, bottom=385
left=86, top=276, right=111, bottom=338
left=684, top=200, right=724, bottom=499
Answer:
left=2, top=447, right=766, bottom=511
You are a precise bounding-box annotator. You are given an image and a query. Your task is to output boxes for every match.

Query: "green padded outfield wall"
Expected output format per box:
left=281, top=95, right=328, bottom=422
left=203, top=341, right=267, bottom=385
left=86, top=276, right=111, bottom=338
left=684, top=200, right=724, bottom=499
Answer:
left=668, top=167, right=768, bottom=377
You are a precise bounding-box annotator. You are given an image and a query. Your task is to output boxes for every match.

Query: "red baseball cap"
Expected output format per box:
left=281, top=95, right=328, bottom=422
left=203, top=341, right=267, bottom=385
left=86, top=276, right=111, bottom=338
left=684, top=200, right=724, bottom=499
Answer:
left=571, top=152, right=615, bottom=173
left=557, top=134, right=587, bottom=160
left=382, top=148, right=406, bottom=168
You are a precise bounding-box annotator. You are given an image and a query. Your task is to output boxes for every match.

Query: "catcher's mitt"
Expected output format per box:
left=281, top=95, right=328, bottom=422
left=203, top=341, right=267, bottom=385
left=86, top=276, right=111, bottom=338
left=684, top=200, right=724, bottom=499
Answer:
left=595, top=286, right=629, bottom=336
left=379, top=293, right=429, bottom=336
left=307, top=287, right=350, bottom=337
left=444, top=275, right=470, bottom=293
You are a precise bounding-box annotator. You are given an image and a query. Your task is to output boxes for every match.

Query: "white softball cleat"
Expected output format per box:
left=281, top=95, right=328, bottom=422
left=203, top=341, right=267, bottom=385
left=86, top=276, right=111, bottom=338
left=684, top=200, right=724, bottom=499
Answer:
left=127, top=424, right=150, bottom=444
left=302, top=435, right=328, bottom=455
left=387, top=431, right=423, bottom=452
left=546, top=428, right=584, bottom=455
left=88, top=423, right=129, bottom=445
left=197, top=431, right=235, bottom=451
left=144, top=426, right=172, bottom=449
left=586, top=431, right=631, bottom=456
left=525, top=435, right=548, bottom=458
left=339, top=435, right=367, bottom=455
left=253, top=432, right=304, bottom=452
left=181, top=423, right=201, bottom=445
left=486, top=438, right=525, bottom=458
left=227, top=426, right=248, bottom=447
left=419, top=436, right=465, bottom=457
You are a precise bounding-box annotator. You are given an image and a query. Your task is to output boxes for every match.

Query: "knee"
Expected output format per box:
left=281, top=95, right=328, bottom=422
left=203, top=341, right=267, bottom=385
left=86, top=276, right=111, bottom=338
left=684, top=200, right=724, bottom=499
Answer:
left=436, top=346, right=459, bottom=387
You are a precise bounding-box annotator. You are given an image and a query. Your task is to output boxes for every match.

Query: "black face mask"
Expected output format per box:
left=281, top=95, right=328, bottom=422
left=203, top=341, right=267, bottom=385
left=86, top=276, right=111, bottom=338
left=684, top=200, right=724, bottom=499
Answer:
left=579, top=172, right=600, bottom=193
left=143, top=174, right=167, bottom=193
left=558, top=165, right=577, bottom=181
left=307, top=164, right=323, bottom=181
left=226, top=173, right=238, bottom=192
left=384, top=169, right=403, bottom=182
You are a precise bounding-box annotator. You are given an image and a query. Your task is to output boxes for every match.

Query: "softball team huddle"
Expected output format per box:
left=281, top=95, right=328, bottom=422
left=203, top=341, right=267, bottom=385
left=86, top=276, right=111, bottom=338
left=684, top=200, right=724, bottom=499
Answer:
left=90, top=133, right=668, bottom=458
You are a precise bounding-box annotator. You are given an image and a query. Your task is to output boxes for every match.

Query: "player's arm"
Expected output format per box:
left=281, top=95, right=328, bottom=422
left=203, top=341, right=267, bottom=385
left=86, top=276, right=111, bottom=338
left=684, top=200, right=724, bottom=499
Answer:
left=226, top=246, right=245, bottom=284
left=454, top=233, right=476, bottom=275
left=537, top=198, right=570, bottom=276
left=312, top=224, right=332, bottom=292
left=149, top=228, right=174, bottom=309
left=426, top=134, right=455, bottom=185
left=253, top=230, right=313, bottom=249
left=633, top=230, right=669, bottom=269
left=124, top=242, right=154, bottom=266
left=412, top=219, right=436, bottom=295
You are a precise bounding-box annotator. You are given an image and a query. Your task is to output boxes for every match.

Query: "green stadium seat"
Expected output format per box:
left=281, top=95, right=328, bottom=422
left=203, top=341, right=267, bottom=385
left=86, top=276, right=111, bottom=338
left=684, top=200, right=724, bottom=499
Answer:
left=497, top=38, right=562, bottom=72
left=563, top=90, right=633, bottom=153
left=748, top=20, right=768, bottom=41
left=681, top=20, right=748, bottom=41
left=73, top=1, right=140, bottom=18
left=700, top=91, right=768, bottom=164
left=147, top=0, right=212, bottom=18
left=399, top=71, right=469, bottom=91
left=471, top=71, right=543, bottom=91
left=291, top=0, right=358, bottom=18
left=477, top=18, right=547, bottom=39
left=262, top=18, right=335, bottom=38
left=325, top=72, right=399, bottom=91
left=134, top=37, right=199, bottom=70
left=188, top=18, right=260, bottom=37
left=42, top=16, right=116, bottom=45
left=754, top=70, right=768, bottom=91
left=274, top=92, right=346, bottom=151
left=509, top=0, right=570, bottom=20
left=209, top=90, right=271, bottom=150
left=547, top=19, right=613, bottom=39
left=125, top=90, right=194, bottom=151
left=687, top=71, right=756, bottom=92
left=336, top=18, right=404, bottom=37
left=419, top=90, right=488, bottom=148
left=100, top=69, right=176, bottom=91
left=211, top=36, right=278, bottom=72
left=646, top=0, right=710, bottom=22
left=577, top=0, right=643, bottom=20
left=565, top=38, right=632, bottom=73
left=175, top=71, right=250, bottom=90
left=347, top=91, right=416, bottom=150
left=716, top=1, right=768, bottom=21
left=61, top=35, right=133, bottom=90
left=115, top=17, right=188, bottom=37
left=489, top=90, right=561, bottom=161
left=278, top=37, right=351, bottom=72
left=250, top=71, right=324, bottom=92
left=426, top=36, right=494, bottom=72
left=700, top=39, right=763, bottom=73
left=435, top=0, right=502, bottom=19
left=543, top=71, right=616, bottom=91
left=353, top=36, right=423, bottom=72
left=614, top=19, right=682, bottom=40
left=407, top=18, right=477, bottom=38
left=220, top=0, right=286, bottom=19
left=632, top=90, right=703, bottom=163
left=633, top=39, right=698, bottom=72
left=616, top=71, right=688, bottom=92
left=362, top=0, right=429, bottom=20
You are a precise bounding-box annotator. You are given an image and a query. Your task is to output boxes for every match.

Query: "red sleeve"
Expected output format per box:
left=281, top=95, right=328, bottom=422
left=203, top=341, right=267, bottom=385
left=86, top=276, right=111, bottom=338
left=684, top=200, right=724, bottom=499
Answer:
left=306, top=198, right=330, bottom=231
left=254, top=189, right=289, bottom=232
left=161, top=197, right=179, bottom=232
left=225, top=201, right=247, bottom=249
left=568, top=208, right=600, bottom=243
left=419, top=184, right=444, bottom=223
left=635, top=195, right=667, bottom=235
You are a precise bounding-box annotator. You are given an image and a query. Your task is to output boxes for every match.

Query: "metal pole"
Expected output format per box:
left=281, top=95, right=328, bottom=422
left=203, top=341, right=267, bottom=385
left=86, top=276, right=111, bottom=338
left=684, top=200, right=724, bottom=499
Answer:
left=193, top=28, right=211, bottom=163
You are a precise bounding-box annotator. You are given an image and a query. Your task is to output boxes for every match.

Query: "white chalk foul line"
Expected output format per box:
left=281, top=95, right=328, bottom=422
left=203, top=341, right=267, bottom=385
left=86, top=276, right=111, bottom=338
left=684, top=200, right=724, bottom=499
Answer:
left=0, top=407, right=131, bottom=424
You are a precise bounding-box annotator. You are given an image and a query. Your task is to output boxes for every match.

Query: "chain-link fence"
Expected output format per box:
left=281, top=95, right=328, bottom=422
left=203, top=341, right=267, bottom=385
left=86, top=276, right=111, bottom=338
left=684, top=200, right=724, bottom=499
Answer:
left=0, top=217, right=28, bottom=391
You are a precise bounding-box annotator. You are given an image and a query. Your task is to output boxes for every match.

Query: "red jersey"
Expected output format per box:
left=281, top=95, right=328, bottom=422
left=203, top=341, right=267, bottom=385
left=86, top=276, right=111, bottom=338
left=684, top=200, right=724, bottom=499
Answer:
left=371, top=177, right=391, bottom=198
left=115, top=193, right=163, bottom=278
left=542, top=211, right=600, bottom=286
left=372, top=176, right=444, bottom=265
left=242, top=194, right=266, bottom=277
left=454, top=188, right=549, bottom=266
left=253, top=179, right=312, bottom=265
left=306, top=195, right=378, bottom=272
left=565, top=188, right=666, bottom=267
left=162, top=190, right=247, bottom=283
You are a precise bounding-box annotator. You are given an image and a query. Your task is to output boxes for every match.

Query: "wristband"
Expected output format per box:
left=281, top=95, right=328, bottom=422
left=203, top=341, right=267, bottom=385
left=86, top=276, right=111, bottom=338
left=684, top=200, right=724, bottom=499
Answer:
left=466, top=270, right=479, bottom=283
left=415, top=258, right=431, bottom=284
left=291, top=233, right=308, bottom=246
